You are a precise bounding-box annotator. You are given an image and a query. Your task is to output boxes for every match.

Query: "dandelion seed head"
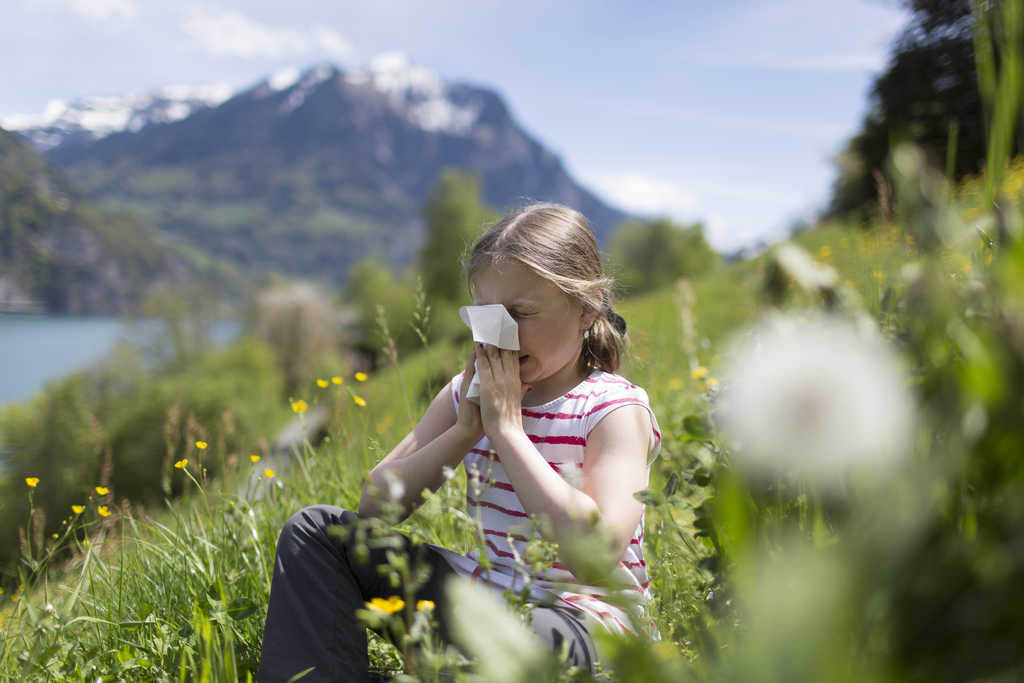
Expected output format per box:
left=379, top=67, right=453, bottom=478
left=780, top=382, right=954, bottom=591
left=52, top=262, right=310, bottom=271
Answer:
left=384, top=470, right=405, bottom=502
left=721, top=316, right=913, bottom=490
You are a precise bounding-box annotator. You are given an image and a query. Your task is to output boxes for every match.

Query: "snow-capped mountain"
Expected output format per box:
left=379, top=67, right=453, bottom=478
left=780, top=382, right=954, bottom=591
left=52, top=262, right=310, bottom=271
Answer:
left=7, top=56, right=628, bottom=283
left=2, top=83, right=233, bottom=153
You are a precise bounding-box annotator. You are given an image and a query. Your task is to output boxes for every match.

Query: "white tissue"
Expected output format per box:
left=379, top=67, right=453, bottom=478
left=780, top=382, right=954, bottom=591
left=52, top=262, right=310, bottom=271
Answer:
left=459, top=305, right=520, bottom=403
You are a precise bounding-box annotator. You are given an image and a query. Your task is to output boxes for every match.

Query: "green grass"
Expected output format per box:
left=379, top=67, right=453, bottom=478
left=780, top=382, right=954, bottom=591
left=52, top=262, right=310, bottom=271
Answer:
left=0, top=175, right=1007, bottom=681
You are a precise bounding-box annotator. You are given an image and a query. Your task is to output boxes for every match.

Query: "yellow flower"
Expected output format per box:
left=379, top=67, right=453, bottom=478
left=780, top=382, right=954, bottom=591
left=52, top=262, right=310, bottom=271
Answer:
left=668, top=378, right=684, bottom=390
left=317, top=378, right=329, bottom=388
left=292, top=400, right=308, bottom=413
left=97, top=506, right=111, bottom=517
left=818, top=246, right=832, bottom=258
left=366, top=596, right=405, bottom=614
left=353, top=395, right=367, bottom=407
left=331, top=376, right=343, bottom=385
left=25, top=478, right=39, bottom=488
left=95, top=486, right=109, bottom=495
left=691, top=367, right=708, bottom=380
left=706, top=377, right=720, bottom=387
left=264, top=468, right=276, bottom=478
left=376, top=423, right=387, bottom=434
left=196, top=441, right=208, bottom=450
left=174, top=459, right=188, bottom=469
left=72, top=505, right=85, bottom=515
left=416, top=600, right=435, bottom=612
left=355, top=372, right=368, bottom=382
left=250, top=455, right=261, bottom=463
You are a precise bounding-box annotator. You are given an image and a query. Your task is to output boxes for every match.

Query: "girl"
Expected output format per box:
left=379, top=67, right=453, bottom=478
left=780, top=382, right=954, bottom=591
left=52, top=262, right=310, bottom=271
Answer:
left=259, top=204, right=661, bottom=682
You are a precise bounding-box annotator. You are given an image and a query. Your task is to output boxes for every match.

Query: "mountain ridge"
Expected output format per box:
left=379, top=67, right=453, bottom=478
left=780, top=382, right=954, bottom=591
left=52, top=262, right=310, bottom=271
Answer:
left=7, top=56, right=629, bottom=284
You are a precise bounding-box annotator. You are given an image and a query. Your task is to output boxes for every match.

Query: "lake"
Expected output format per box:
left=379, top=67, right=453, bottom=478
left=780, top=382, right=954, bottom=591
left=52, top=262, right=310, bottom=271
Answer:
left=0, top=316, right=238, bottom=406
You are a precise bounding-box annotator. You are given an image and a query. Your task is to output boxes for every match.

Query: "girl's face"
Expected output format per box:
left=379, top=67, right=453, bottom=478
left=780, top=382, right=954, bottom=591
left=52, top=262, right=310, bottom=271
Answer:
left=472, top=260, right=594, bottom=404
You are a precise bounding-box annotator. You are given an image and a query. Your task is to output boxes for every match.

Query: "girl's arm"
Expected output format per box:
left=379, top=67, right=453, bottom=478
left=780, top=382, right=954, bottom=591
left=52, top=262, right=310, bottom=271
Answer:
left=478, top=346, right=651, bottom=582
left=358, top=355, right=483, bottom=522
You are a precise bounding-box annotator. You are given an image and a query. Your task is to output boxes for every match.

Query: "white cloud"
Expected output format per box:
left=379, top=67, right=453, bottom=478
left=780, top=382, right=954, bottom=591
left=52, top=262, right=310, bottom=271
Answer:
left=313, top=27, right=352, bottom=58
left=584, top=171, right=701, bottom=218
left=33, top=0, right=137, bottom=21
left=180, top=7, right=351, bottom=59
left=577, top=168, right=817, bottom=252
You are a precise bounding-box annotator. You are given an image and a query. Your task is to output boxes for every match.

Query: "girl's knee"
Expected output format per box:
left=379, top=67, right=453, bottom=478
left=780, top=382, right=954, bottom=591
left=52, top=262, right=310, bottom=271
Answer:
left=279, top=505, right=355, bottom=547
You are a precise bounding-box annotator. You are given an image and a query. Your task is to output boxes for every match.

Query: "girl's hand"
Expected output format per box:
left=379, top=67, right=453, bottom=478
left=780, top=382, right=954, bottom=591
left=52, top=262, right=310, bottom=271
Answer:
left=476, top=343, right=532, bottom=441
left=455, top=348, right=484, bottom=443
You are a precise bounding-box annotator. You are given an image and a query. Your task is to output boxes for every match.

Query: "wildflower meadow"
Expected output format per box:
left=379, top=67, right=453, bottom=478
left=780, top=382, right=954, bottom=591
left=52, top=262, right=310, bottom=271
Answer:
left=6, top=5, right=1024, bottom=681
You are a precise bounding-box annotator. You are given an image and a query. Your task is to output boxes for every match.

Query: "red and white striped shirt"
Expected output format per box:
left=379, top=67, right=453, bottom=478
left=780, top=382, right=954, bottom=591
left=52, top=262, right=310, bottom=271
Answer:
left=432, top=370, right=661, bottom=637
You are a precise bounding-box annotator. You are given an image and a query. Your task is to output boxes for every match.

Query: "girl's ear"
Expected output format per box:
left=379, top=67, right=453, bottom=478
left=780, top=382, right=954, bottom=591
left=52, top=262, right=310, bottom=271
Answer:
left=579, top=294, right=603, bottom=331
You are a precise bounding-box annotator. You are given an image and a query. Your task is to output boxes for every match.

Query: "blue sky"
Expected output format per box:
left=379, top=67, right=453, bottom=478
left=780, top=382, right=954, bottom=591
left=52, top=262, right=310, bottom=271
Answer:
left=1, top=0, right=909, bottom=251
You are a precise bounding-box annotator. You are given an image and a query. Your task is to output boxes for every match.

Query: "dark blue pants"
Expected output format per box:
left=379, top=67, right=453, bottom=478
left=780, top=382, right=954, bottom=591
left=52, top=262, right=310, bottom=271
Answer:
left=257, top=506, right=455, bottom=682
left=257, top=505, right=598, bottom=682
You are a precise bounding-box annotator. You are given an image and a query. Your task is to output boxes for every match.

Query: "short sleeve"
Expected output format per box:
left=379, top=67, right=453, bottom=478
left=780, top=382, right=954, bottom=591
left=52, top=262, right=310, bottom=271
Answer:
left=584, top=383, right=661, bottom=464
left=450, top=371, right=465, bottom=416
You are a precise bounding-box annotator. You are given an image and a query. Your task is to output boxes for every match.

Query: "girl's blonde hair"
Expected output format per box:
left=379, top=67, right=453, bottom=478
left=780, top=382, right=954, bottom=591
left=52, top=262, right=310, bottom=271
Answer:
left=464, top=203, right=625, bottom=375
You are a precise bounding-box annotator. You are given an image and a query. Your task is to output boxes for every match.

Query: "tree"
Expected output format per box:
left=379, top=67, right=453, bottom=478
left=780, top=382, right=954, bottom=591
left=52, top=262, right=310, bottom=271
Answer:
left=344, top=257, right=417, bottom=356
left=829, top=0, right=996, bottom=218
left=418, top=170, right=495, bottom=305
left=608, top=218, right=719, bottom=294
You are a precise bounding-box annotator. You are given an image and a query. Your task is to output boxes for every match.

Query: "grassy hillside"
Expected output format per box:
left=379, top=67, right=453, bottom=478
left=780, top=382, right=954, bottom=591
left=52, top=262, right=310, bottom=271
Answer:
left=0, top=152, right=1017, bottom=680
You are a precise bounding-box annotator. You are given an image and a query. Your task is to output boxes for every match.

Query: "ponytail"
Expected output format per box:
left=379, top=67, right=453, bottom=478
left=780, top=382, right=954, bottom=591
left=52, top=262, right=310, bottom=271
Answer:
left=580, top=297, right=627, bottom=375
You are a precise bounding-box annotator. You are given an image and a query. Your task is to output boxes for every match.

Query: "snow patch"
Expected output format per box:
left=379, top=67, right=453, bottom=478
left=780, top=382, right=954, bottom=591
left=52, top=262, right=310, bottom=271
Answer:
left=277, top=64, right=336, bottom=116
left=269, top=67, right=301, bottom=91
left=346, top=52, right=481, bottom=136
left=3, top=82, right=234, bottom=151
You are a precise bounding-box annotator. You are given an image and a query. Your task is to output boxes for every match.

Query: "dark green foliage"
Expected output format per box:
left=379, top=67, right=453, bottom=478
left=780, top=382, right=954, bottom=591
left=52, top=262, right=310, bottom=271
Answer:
left=345, top=257, right=419, bottom=357
left=0, top=127, right=175, bottom=313
left=608, top=218, right=719, bottom=294
left=418, top=170, right=495, bottom=305
left=828, top=0, right=1010, bottom=218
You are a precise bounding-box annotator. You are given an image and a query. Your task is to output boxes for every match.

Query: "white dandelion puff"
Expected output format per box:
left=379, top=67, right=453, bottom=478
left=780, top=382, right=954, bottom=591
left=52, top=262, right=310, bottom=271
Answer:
left=720, top=316, right=913, bottom=490
left=384, top=469, right=405, bottom=502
